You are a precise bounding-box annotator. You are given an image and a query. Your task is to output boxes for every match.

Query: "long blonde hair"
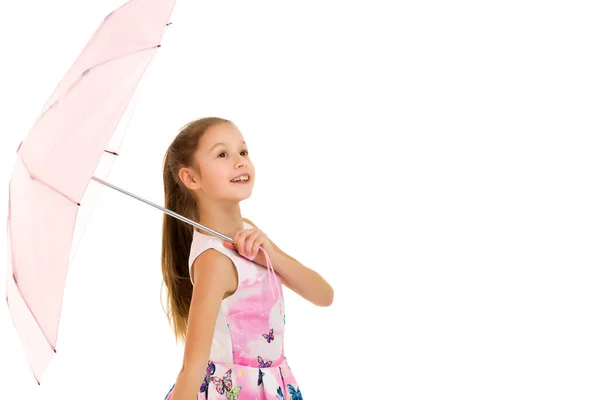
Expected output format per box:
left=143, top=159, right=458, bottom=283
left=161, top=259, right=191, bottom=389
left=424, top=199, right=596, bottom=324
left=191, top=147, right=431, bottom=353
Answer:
left=161, top=116, right=232, bottom=344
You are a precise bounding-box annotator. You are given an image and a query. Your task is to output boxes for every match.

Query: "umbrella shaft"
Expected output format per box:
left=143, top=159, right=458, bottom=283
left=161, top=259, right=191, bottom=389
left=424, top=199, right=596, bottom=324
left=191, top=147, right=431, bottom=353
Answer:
left=91, top=176, right=233, bottom=243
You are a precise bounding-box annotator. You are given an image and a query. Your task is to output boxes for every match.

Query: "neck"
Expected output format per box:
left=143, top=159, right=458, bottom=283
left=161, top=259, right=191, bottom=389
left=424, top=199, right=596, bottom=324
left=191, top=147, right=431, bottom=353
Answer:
left=197, top=199, right=245, bottom=239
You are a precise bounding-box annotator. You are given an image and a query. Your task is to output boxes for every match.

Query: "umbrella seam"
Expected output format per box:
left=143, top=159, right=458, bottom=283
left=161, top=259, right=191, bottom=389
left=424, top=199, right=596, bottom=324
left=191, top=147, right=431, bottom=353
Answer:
left=18, top=154, right=81, bottom=206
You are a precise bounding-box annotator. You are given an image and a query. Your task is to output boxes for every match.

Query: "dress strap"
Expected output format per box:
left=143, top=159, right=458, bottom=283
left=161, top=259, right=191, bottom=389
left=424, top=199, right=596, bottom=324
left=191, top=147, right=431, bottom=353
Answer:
left=243, top=246, right=281, bottom=299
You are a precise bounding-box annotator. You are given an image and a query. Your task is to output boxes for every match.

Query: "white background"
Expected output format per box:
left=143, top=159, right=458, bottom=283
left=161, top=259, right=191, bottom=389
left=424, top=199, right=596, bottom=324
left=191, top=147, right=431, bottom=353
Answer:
left=1, top=0, right=600, bottom=399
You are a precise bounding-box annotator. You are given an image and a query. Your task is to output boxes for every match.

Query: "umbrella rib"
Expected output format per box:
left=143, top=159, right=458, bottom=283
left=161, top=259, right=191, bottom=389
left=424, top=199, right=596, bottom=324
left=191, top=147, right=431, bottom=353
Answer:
left=36, top=44, right=162, bottom=125
left=8, top=273, right=57, bottom=353
left=84, top=44, right=162, bottom=76
left=18, top=154, right=81, bottom=206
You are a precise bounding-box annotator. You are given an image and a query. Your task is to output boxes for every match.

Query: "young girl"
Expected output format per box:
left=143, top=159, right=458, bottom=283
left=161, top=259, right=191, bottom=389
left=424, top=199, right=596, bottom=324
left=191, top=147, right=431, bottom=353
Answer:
left=160, top=117, right=334, bottom=400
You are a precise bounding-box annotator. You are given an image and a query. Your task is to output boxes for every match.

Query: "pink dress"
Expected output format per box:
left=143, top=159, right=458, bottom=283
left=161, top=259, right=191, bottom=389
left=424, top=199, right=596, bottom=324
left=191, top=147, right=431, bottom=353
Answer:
left=164, top=221, right=303, bottom=400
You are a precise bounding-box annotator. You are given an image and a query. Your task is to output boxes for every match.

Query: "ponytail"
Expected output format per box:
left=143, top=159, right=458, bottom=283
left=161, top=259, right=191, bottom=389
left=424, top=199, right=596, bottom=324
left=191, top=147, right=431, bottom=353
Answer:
left=160, top=116, right=232, bottom=343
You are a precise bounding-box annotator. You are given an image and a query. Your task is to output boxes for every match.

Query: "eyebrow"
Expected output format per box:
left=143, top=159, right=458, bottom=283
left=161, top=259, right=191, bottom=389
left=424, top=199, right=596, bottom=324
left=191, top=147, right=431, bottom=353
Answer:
left=210, top=141, right=246, bottom=152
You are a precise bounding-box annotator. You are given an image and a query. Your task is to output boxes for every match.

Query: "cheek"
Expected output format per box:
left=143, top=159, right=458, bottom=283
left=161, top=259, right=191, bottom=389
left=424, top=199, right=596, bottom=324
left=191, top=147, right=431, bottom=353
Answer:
left=204, top=165, right=230, bottom=187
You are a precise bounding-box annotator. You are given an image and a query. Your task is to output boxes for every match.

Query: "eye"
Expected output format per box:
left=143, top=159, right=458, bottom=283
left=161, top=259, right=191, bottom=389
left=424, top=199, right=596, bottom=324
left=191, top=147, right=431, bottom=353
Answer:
left=218, top=150, right=248, bottom=158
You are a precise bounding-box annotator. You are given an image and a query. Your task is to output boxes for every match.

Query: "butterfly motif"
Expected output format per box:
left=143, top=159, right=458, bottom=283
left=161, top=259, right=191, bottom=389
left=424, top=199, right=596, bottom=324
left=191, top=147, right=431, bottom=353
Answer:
left=288, top=384, right=303, bottom=400
left=257, top=356, right=272, bottom=368
left=211, top=369, right=234, bottom=394
left=257, top=369, right=265, bottom=386
left=200, top=361, right=216, bottom=393
left=262, top=328, right=275, bottom=343
left=225, top=385, right=242, bottom=400
left=276, top=386, right=284, bottom=400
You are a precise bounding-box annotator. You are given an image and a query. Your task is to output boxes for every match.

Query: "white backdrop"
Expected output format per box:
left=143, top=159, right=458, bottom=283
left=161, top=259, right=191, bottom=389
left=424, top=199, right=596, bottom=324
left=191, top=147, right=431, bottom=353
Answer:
left=1, top=0, right=600, bottom=399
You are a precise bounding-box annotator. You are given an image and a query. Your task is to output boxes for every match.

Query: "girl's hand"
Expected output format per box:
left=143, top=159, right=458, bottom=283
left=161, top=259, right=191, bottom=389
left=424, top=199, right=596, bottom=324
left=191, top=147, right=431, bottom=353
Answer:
left=223, top=227, right=275, bottom=268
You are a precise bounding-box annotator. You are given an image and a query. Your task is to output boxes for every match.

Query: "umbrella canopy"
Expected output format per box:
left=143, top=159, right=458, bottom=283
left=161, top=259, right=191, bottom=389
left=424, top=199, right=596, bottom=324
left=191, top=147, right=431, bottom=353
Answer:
left=5, top=0, right=176, bottom=383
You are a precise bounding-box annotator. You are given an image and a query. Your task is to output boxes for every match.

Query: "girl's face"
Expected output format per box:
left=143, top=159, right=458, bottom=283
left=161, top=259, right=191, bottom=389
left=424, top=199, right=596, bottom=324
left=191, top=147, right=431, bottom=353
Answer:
left=192, top=122, right=255, bottom=201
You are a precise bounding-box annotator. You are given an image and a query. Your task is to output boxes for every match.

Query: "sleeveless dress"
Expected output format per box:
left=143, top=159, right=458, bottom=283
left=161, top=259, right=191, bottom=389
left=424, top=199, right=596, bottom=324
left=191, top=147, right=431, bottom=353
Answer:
left=164, top=221, right=303, bottom=400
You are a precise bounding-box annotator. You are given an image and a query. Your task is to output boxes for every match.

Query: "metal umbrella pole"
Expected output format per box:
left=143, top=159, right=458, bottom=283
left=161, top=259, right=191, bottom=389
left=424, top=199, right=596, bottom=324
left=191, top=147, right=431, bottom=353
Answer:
left=91, top=176, right=234, bottom=243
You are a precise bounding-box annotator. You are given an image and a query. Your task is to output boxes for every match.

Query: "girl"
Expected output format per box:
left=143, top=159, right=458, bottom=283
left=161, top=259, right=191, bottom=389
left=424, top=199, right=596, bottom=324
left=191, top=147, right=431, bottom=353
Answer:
left=160, top=117, right=334, bottom=400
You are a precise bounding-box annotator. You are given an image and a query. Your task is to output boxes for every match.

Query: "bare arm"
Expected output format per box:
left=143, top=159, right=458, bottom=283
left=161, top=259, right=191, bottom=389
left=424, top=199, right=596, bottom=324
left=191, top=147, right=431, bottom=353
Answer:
left=169, top=249, right=237, bottom=400
left=243, top=218, right=334, bottom=307
left=269, top=245, right=334, bottom=307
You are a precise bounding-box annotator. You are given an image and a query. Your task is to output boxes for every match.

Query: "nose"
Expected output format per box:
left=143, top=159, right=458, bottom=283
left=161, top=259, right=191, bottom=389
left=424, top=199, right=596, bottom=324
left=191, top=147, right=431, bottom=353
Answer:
left=235, top=155, right=247, bottom=168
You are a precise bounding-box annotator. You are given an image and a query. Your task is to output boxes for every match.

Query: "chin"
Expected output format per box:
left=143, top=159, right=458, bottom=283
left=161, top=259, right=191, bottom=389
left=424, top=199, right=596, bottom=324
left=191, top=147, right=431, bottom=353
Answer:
left=231, top=188, right=253, bottom=201
left=240, top=189, right=253, bottom=200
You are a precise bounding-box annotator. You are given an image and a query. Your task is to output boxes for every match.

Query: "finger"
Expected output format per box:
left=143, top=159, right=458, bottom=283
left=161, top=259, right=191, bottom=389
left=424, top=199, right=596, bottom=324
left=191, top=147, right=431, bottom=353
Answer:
left=252, top=241, right=262, bottom=258
left=236, top=231, right=246, bottom=254
left=246, top=230, right=260, bottom=255
left=230, top=231, right=240, bottom=252
left=238, top=229, right=254, bottom=255
left=251, top=236, right=264, bottom=258
left=241, top=232, right=254, bottom=256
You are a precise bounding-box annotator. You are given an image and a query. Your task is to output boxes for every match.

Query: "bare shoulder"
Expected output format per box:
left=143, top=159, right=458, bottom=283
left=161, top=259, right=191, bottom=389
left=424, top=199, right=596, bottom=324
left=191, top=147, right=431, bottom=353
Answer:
left=184, top=249, right=238, bottom=371
left=191, top=248, right=238, bottom=297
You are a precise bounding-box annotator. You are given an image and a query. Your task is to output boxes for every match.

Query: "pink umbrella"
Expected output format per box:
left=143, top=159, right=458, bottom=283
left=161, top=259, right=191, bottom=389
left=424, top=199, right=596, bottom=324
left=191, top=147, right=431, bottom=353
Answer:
left=5, top=0, right=179, bottom=384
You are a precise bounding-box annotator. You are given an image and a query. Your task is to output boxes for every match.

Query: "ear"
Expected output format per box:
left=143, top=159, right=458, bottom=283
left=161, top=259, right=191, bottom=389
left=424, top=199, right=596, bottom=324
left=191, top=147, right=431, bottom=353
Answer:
left=179, top=166, right=201, bottom=191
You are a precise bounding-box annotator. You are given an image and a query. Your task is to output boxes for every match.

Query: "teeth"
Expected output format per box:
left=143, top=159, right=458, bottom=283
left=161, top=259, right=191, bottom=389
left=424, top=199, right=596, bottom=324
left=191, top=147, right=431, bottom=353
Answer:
left=232, top=175, right=249, bottom=182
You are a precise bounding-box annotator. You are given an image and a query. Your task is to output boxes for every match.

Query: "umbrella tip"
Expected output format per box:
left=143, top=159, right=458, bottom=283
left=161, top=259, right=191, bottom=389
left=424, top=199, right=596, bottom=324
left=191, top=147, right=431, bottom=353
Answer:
left=157, top=44, right=162, bottom=48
